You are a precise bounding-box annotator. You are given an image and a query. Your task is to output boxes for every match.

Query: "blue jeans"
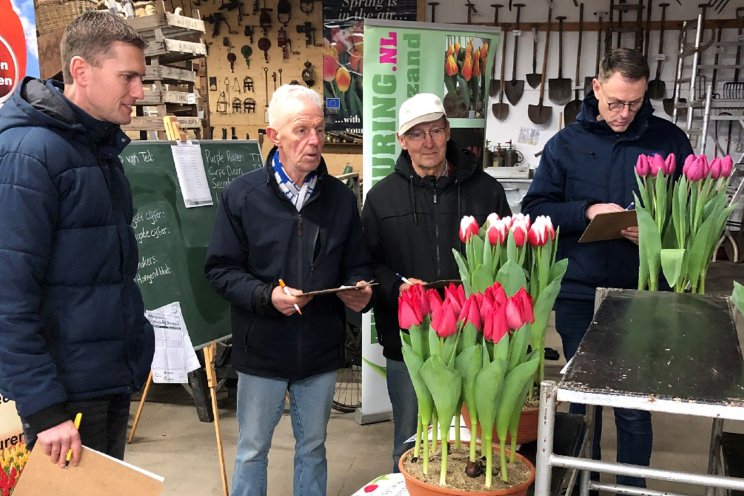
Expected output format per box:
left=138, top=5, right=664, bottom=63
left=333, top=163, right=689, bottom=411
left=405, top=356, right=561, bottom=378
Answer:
left=231, top=371, right=336, bottom=496
left=386, top=358, right=418, bottom=473
left=555, top=299, right=652, bottom=488
left=22, top=394, right=130, bottom=460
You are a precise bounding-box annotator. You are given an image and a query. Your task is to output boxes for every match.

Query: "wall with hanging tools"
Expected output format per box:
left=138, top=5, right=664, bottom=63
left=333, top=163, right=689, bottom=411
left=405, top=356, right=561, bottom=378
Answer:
left=429, top=0, right=743, bottom=168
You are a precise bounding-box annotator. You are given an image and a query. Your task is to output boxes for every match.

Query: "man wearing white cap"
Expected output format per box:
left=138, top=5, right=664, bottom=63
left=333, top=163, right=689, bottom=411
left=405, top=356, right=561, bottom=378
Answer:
left=361, top=93, right=511, bottom=471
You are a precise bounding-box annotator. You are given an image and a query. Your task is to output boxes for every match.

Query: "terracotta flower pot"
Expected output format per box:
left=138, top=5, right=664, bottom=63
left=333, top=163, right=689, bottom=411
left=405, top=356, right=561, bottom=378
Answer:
left=398, top=445, right=536, bottom=496
left=461, top=405, right=540, bottom=445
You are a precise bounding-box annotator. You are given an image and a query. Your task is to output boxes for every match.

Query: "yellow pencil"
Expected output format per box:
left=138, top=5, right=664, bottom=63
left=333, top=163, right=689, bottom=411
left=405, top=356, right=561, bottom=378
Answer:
left=65, top=412, right=82, bottom=467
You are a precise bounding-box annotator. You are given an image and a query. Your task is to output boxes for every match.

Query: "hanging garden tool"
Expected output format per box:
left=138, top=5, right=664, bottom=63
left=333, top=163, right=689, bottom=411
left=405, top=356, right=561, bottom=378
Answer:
left=203, top=12, right=235, bottom=37
left=243, top=76, right=254, bottom=92
left=564, top=3, right=585, bottom=126
left=301, top=60, right=316, bottom=87
left=489, top=3, right=504, bottom=97
left=528, top=7, right=553, bottom=125
left=277, top=0, right=291, bottom=27
left=584, top=10, right=605, bottom=96
left=258, top=36, right=271, bottom=63
left=278, top=26, right=294, bottom=60
left=240, top=45, right=252, bottom=67
left=278, top=68, right=283, bottom=85
left=227, top=51, right=237, bottom=72
left=428, top=2, right=439, bottom=22
left=548, top=16, right=571, bottom=105
left=263, top=67, right=270, bottom=110
left=299, top=0, right=315, bottom=15
left=526, top=26, right=541, bottom=88
left=244, top=25, right=254, bottom=44
left=643, top=0, right=652, bottom=60
left=272, top=71, right=277, bottom=91
left=646, top=2, right=668, bottom=100
left=504, top=3, right=525, bottom=105
left=492, top=4, right=510, bottom=120
left=615, top=0, right=624, bottom=48
left=259, top=1, right=273, bottom=36
left=465, top=0, right=478, bottom=24
left=296, top=21, right=314, bottom=47
left=252, top=0, right=259, bottom=14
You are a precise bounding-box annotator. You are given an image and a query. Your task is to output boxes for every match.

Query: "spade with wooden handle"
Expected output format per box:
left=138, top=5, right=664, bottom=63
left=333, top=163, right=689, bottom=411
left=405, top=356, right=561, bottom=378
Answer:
left=646, top=2, right=668, bottom=100
left=504, top=3, right=525, bottom=105
left=489, top=4, right=504, bottom=97
left=548, top=16, right=571, bottom=105
left=492, top=6, right=510, bottom=120
left=526, top=26, right=541, bottom=88
left=564, top=3, right=585, bottom=126
left=528, top=7, right=553, bottom=125
left=584, top=11, right=605, bottom=96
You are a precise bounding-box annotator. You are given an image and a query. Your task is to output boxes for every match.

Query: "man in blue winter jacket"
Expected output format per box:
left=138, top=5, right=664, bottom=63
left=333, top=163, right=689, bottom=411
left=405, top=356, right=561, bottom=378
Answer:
left=522, top=48, right=693, bottom=487
left=0, top=11, right=154, bottom=467
left=205, top=84, right=373, bottom=496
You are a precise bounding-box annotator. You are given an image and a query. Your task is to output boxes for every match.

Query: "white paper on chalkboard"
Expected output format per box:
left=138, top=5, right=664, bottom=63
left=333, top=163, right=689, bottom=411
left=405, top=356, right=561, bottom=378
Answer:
left=146, top=302, right=201, bottom=384
left=171, top=143, right=213, bottom=208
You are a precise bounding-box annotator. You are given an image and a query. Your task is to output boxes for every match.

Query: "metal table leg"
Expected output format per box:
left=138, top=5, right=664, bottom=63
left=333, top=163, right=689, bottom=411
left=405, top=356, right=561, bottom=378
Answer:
left=536, top=380, right=558, bottom=496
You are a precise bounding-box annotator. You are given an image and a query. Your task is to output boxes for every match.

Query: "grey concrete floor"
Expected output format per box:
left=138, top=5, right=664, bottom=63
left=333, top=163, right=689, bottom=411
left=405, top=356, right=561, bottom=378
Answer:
left=124, top=262, right=744, bottom=495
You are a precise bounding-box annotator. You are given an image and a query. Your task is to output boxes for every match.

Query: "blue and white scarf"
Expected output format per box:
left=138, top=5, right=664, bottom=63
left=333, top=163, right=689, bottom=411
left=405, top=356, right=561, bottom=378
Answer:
left=272, top=152, right=317, bottom=211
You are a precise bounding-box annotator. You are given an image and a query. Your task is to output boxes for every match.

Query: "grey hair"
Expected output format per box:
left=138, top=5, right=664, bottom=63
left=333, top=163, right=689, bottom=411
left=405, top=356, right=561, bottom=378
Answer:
left=61, top=10, right=146, bottom=84
left=597, top=48, right=650, bottom=83
left=268, top=85, right=323, bottom=128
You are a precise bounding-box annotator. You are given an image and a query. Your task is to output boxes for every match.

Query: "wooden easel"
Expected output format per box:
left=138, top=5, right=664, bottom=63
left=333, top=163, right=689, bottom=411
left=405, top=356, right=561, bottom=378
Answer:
left=128, top=341, right=229, bottom=496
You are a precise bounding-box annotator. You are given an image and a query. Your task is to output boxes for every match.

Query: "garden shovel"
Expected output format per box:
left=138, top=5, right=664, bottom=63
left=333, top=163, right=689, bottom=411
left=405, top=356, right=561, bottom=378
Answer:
left=646, top=2, right=668, bottom=100
left=584, top=11, right=605, bottom=96
left=564, top=3, right=585, bottom=126
left=548, top=16, right=571, bottom=105
left=492, top=9, right=510, bottom=121
left=663, top=22, right=687, bottom=118
left=504, top=3, right=525, bottom=105
left=489, top=4, right=504, bottom=97
left=528, top=8, right=553, bottom=125
left=525, top=27, right=542, bottom=89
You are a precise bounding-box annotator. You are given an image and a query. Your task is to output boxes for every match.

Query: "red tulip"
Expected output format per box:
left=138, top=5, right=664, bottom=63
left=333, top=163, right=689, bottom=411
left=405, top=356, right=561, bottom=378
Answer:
left=663, top=152, right=676, bottom=175
left=483, top=305, right=509, bottom=343
left=635, top=154, right=650, bottom=177
left=427, top=288, right=442, bottom=317
left=431, top=299, right=458, bottom=337
left=458, top=295, right=482, bottom=330
left=506, top=288, right=535, bottom=330
left=487, top=222, right=507, bottom=245
left=398, top=289, right=423, bottom=330
left=510, top=220, right=528, bottom=247
left=528, top=215, right=555, bottom=246
left=650, top=154, right=664, bottom=177
left=459, top=215, right=479, bottom=242
left=721, top=155, right=734, bottom=178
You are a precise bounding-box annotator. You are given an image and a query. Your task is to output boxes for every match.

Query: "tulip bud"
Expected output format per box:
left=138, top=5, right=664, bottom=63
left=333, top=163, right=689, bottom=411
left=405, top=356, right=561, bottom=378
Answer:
left=431, top=299, right=458, bottom=338
left=484, top=305, right=508, bottom=343
left=486, top=212, right=501, bottom=228
left=664, top=153, right=676, bottom=175
left=635, top=154, right=650, bottom=177
left=650, top=154, right=664, bottom=177
left=398, top=291, right=423, bottom=329
left=721, top=155, right=734, bottom=178
left=459, top=215, right=479, bottom=242
left=709, top=157, right=722, bottom=179
left=682, top=154, right=696, bottom=176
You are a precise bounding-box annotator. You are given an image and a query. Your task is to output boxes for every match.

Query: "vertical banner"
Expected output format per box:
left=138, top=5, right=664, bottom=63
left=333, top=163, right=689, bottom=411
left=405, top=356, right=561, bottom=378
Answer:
left=0, top=0, right=38, bottom=108
left=359, top=19, right=500, bottom=423
left=322, top=0, right=417, bottom=140
left=1, top=395, right=27, bottom=494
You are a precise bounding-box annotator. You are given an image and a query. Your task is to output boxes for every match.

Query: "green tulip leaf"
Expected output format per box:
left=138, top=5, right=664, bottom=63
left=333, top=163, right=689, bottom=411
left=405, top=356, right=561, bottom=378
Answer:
left=401, top=338, right=433, bottom=426
left=455, top=344, right=483, bottom=422
left=660, top=248, right=686, bottom=288
left=507, top=324, right=531, bottom=373
left=472, top=264, right=495, bottom=294
left=452, top=249, right=472, bottom=296
left=495, top=355, right=540, bottom=444
left=421, top=356, right=462, bottom=445
left=636, top=206, right=662, bottom=290
left=474, top=357, right=507, bottom=443
left=495, top=259, right=527, bottom=297
left=732, top=282, right=744, bottom=317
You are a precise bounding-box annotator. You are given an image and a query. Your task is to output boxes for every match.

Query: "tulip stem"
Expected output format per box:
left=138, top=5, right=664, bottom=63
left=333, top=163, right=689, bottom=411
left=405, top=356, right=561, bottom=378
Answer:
left=440, top=439, right=448, bottom=486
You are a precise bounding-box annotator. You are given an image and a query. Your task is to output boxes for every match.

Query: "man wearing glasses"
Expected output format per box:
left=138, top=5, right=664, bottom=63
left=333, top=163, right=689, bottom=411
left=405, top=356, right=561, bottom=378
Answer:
left=522, top=48, right=693, bottom=487
left=361, top=92, right=511, bottom=472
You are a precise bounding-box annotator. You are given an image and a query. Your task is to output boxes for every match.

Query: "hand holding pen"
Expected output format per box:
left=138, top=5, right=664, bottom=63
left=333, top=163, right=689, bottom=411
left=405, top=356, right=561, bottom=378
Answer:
left=273, top=279, right=312, bottom=316
left=396, top=273, right=426, bottom=296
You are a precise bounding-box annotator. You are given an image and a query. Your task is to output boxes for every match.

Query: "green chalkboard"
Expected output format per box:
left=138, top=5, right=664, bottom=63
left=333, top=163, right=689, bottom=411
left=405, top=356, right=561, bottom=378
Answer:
left=121, top=140, right=263, bottom=348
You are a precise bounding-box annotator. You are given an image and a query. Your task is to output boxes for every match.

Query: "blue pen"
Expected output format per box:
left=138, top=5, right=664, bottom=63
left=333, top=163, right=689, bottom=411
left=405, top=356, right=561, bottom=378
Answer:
left=626, top=201, right=635, bottom=210
left=395, top=272, right=414, bottom=285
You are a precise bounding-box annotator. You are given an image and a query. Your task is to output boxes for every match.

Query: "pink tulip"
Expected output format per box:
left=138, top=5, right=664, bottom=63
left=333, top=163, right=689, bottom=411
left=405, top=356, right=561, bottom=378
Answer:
left=710, top=157, right=722, bottom=179
left=444, top=283, right=465, bottom=315
left=505, top=288, right=535, bottom=330
left=721, top=156, right=734, bottom=178
left=663, top=153, right=676, bottom=175
left=683, top=155, right=707, bottom=182
left=650, top=154, right=665, bottom=177
left=398, top=290, right=423, bottom=329
left=458, top=296, right=482, bottom=331
left=682, top=154, right=695, bottom=175
left=635, top=154, right=650, bottom=177
left=459, top=215, right=479, bottom=243
left=483, top=305, right=509, bottom=343
left=431, top=299, right=458, bottom=337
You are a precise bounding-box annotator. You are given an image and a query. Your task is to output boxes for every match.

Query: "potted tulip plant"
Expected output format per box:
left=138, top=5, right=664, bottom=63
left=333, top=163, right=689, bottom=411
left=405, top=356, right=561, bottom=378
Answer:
left=398, top=281, right=538, bottom=494
left=634, top=153, right=735, bottom=293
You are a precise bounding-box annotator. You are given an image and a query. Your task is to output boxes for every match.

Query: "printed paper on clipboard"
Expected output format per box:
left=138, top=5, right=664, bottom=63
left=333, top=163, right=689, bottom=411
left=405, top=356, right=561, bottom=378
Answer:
left=299, top=281, right=378, bottom=296
left=579, top=210, right=637, bottom=243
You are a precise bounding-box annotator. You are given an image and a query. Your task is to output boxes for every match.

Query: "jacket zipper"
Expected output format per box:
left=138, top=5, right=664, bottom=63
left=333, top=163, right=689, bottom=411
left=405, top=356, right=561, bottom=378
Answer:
left=433, top=184, right=441, bottom=279
left=297, top=213, right=303, bottom=288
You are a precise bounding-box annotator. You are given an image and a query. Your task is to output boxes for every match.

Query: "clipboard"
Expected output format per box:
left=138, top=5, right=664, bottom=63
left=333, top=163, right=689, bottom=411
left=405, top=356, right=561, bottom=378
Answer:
left=12, top=445, right=164, bottom=496
left=299, top=282, right=378, bottom=296
left=578, top=210, right=637, bottom=243
left=423, top=279, right=461, bottom=289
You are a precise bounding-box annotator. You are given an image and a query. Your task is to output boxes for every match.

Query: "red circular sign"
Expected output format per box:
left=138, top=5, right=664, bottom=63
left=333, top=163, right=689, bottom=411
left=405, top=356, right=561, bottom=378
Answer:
left=0, top=34, right=20, bottom=104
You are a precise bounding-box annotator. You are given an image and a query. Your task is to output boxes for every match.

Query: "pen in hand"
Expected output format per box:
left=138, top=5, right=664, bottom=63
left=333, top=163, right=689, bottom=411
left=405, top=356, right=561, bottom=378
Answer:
left=65, top=412, right=82, bottom=468
left=395, top=272, right=414, bottom=285
left=278, top=279, right=302, bottom=316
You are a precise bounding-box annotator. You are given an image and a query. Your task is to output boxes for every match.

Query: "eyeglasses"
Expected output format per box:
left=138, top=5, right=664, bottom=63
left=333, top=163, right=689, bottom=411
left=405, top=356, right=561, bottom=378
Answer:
left=606, top=99, right=643, bottom=112
left=405, top=127, right=447, bottom=142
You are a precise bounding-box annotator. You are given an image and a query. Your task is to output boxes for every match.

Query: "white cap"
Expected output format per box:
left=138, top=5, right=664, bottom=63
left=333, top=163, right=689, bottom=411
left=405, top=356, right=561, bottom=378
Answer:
left=398, top=93, right=447, bottom=135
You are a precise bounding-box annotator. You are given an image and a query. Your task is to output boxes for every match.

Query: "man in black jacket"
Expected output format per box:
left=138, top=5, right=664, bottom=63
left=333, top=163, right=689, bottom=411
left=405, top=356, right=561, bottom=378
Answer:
left=361, top=93, right=511, bottom=471
left=522, top=48, right=693, bottom=487
left=205, top=84, right=372, bottom=496
left=0, top=11, right=154, bottom=467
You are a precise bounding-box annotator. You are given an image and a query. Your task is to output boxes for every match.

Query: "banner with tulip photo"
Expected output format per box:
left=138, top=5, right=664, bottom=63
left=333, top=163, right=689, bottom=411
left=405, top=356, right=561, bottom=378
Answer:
left=0, top=394, right=27, bottom=495
left=359, top=19, right=501, bottom=423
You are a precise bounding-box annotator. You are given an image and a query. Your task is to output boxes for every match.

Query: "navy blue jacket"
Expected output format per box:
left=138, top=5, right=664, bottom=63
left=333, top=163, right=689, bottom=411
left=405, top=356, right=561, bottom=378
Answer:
left=0, top=78, right=154, bottom=431
left=361, top=141, right=511, bottom=361
left=521, top=94, right=693, bottom=301
left=204, top=148, right=372, bottom=380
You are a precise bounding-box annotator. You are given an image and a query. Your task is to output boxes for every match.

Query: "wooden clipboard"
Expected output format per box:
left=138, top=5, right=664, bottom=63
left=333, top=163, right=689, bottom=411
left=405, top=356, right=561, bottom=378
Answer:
left=578, top=210, right=637, bottom=243
left=12, top=445, right=164, bottom=496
